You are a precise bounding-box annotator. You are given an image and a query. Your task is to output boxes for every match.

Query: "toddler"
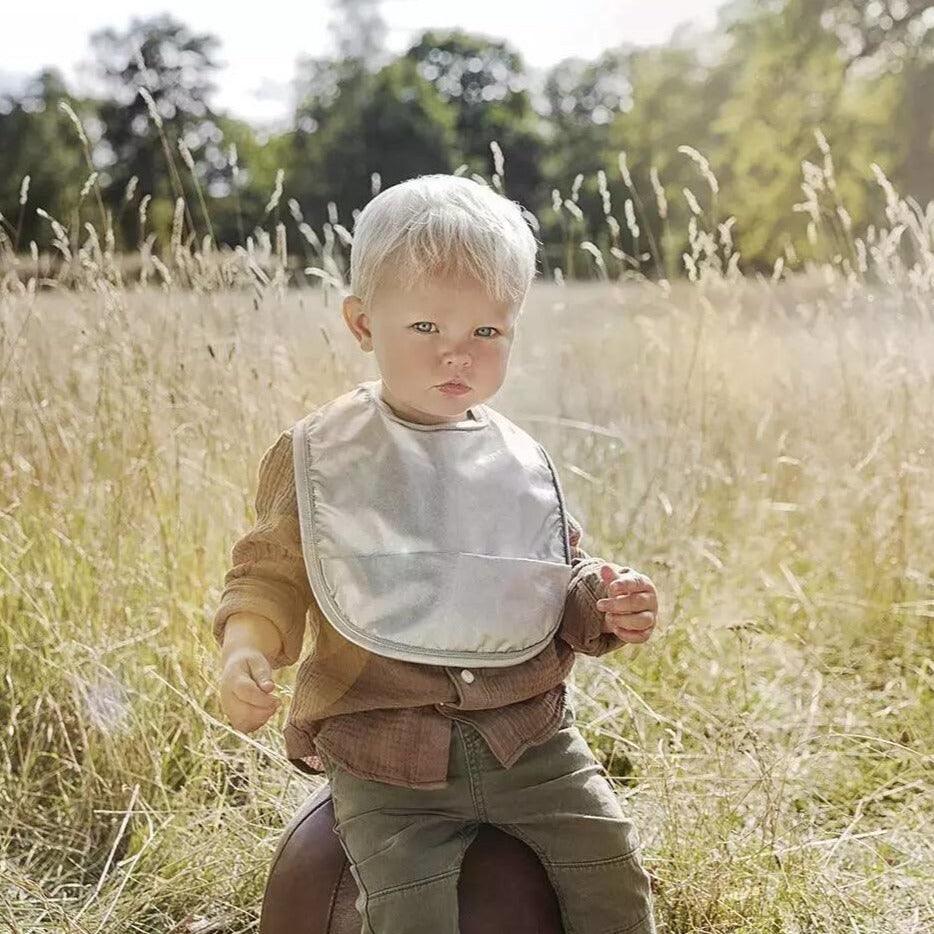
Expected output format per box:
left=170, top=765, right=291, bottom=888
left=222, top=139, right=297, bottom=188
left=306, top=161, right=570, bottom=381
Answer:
left=214, top=174, right=660, bottom=933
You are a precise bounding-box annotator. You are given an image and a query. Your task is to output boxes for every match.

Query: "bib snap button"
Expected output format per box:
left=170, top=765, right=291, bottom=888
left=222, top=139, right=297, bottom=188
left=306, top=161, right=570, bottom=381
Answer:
left=460, top=669, right=475, bottom=683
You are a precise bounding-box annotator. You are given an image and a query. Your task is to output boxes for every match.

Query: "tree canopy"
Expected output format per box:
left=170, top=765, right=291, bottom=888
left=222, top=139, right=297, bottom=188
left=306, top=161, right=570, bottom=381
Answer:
left=1, top=1, right=930, bottom=275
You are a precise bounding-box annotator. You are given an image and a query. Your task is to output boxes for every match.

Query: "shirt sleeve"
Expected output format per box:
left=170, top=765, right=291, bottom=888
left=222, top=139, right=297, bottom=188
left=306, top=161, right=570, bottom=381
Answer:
left=211, top=428, right=314, bottom=669
left=557, top=512, right=628, bottom=657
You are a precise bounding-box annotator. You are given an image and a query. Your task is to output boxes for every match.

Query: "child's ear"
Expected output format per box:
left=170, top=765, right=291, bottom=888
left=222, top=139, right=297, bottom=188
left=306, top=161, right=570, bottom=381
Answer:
left=342, top=295, right=373, bottom=352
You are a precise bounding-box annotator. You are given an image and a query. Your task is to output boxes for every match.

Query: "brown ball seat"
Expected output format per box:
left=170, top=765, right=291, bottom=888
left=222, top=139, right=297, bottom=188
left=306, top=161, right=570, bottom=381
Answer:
left=260, top=781, right=565, bottom=933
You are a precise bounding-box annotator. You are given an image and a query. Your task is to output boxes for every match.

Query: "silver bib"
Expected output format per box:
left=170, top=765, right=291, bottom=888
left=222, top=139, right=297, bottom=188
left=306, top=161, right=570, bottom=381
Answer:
left=292, top=379, right=573, bottom=667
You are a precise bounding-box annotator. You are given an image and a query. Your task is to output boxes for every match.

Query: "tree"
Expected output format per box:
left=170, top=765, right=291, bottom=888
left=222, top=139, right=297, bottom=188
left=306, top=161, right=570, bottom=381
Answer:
left=88, top=13, right=223, bottom=248
left=817, top=0, right=934, bottom=207
left=288, top=56, right=460, bottom=244
left=817, top=0, right=932, bottom=68
left=534, top=48, right=637, bottom=279
left=0, top=69, right=89, bottom=251
left=710, top=0, right=926, bottom=267
left=604, top=42, right=729, bottom=278
left=541, top=48, right=632, bottom=182
left=199, top=114, right=294, bottom=247
left=403, top=30, right=547, bottom=209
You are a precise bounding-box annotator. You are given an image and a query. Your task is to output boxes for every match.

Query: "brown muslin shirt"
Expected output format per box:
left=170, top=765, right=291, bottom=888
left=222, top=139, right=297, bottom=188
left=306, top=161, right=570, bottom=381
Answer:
left=212, top=427, right=630, bottom=789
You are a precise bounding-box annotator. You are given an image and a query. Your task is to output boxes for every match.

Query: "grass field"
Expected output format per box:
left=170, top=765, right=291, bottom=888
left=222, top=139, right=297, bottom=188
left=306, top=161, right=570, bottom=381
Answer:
left=1, top=161, right=932, bottom=932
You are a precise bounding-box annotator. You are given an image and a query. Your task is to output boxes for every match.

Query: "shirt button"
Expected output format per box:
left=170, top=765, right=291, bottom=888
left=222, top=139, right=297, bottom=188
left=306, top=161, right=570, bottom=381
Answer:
left=460, top=669, right=475, bottom=683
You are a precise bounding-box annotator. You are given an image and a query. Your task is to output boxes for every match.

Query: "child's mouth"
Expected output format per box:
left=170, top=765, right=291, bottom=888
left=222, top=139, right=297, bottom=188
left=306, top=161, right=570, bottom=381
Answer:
left=438, top=382, right=470, bottom=395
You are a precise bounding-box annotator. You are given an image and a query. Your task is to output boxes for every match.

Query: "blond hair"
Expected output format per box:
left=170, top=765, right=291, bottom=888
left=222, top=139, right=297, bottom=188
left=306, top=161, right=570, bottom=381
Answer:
left=348, top=174, right=539, bottom=312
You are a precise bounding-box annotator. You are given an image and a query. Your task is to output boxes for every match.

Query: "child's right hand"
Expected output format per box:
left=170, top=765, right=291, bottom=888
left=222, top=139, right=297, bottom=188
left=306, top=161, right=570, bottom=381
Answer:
left=219, top=647, right=282, bottom=733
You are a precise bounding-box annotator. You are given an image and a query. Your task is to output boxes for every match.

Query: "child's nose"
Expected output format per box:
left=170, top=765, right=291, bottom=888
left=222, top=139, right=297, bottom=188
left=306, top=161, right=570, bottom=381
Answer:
left=442, top=349, right=471, bottom=365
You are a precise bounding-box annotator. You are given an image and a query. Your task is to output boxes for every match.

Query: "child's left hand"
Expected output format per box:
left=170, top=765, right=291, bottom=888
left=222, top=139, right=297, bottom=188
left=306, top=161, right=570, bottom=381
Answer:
left=595, top=565, right=659, bottom=643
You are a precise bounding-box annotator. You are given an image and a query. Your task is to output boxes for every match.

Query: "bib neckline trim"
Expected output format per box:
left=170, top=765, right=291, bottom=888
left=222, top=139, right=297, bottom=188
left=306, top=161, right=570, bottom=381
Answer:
left=364, top=380, right=490, bottom=431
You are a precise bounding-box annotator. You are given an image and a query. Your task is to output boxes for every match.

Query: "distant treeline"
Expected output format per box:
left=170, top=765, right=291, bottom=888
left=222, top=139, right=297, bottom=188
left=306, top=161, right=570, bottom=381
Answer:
left=1, top=0, right=930, bottom=277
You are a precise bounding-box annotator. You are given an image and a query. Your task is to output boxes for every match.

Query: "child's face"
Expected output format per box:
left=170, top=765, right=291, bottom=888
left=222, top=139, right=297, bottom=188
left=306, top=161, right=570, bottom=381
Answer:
left=342, top=271, right=519, bottom=425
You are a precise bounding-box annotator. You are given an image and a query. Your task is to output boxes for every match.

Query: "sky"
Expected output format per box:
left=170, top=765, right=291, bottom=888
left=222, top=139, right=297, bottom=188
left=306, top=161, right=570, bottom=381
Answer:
left=3, top=0, right=724, bottom=129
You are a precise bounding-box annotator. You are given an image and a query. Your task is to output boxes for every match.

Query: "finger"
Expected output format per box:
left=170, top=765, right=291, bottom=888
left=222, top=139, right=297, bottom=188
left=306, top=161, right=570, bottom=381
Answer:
left=609, top=614, right=656, bottom=639
left=232, top=680, right=280, bottom=709
left=606, top=610, right=656, bottom=631
left=596, top=591, right=655, bottom=613
left=606, top=576, right=653, bottom=597
left=596, top=594, right=636, bottom=612
left=224, top=696, right=276, bottom=730
left=231, top=693, right=278, bottom=717
left=246, top=655, right=276, bottom=691
left=235, top=675, right=279, bottom=705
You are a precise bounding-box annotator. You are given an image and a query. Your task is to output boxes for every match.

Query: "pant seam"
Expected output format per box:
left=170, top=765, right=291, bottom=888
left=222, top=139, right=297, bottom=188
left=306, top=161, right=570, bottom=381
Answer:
left=609, top=907, right=655, bottom=934
left=549, top=846, right=639, bottom=869
left=368, top=864, right=463, bottom=900
left=457, top=722, right=489, bottom=822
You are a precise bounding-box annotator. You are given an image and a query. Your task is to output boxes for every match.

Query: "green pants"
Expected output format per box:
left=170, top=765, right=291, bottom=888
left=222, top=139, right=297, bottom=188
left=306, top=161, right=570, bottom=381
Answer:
left=317, top=704, right=657, bottom=934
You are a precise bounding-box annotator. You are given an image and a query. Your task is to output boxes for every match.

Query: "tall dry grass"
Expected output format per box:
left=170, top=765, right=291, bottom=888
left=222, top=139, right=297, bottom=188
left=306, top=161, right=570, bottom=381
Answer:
left=0, top=112, right=932, bottom=932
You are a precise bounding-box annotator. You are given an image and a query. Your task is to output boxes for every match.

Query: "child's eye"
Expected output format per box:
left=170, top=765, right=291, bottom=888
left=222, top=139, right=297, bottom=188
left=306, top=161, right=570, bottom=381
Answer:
left=410, top=323, right=500, bottom=338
